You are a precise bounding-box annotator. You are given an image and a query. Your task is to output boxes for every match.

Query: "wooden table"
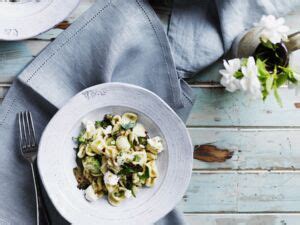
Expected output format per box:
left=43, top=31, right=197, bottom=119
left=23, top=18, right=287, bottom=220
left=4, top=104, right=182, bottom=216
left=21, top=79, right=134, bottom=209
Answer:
left=1, top=1, right=300, bottom=224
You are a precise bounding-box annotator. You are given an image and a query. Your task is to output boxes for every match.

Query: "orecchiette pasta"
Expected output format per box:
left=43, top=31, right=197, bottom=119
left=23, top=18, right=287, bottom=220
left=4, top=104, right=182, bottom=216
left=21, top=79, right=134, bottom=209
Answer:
left=73, top=112, right=164, bottom=206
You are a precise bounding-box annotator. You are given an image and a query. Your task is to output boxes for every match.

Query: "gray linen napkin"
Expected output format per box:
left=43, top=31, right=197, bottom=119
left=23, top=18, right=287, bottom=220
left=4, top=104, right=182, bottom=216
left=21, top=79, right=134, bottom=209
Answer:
left=0, top=0, right=193, bottom=224
left=168, top=0, right=300, bottom=78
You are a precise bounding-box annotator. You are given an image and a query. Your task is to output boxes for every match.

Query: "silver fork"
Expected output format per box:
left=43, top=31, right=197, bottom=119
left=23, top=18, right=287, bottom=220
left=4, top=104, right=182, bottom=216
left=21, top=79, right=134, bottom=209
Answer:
left=18, top=111, right=51, bottom=225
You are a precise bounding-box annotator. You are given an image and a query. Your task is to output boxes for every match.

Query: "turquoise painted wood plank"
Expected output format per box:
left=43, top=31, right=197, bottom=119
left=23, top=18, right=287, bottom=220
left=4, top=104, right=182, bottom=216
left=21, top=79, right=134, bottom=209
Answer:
left=189, top=128, right=300, bottom=170
left=185, top=214, right=300, bottom=225
left=2, top=86, right=300, bottom=127
left=180, top=172, right=300, bottom=213
left=2, top=84, right=300, bottom=127
left=187, top=87, right=300, bottom=127
left=0, top=40, right=50, bottom=82
left=0, top=42, right=35, bottom=82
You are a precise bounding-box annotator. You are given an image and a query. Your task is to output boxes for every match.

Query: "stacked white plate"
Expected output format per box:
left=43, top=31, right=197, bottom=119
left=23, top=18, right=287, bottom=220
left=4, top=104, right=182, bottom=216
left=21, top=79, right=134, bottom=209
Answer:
left=0, top=0, right=80, bottom=40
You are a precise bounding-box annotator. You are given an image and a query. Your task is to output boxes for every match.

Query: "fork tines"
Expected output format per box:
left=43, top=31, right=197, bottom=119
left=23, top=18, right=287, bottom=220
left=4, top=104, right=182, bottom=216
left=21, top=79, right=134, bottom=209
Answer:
left=18, top=111, right=37, bottom=152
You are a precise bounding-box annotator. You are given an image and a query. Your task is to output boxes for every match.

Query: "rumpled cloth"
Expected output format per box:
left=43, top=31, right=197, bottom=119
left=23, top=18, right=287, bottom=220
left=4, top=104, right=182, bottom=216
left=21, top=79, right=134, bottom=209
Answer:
left=0, top=1, right=193, bottom=224
left=0, top=0, right=298, bottom=224
left=168, top=0, right=300, bottom=78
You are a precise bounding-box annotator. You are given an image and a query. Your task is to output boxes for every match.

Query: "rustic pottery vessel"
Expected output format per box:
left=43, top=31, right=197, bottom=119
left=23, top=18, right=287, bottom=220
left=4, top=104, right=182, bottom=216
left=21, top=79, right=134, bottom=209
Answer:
left=232, top=27, right=300, bottom=71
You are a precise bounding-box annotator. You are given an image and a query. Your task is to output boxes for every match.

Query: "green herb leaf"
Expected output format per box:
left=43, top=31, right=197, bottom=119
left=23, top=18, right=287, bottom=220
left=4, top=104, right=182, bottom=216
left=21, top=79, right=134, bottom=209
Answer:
left=139, top=166, right=150, bottom=180
left=138, top=137, right=148, bottom=146
left=133, top=155, right=141, bottom=162
left=274, top=86, right=283, bottom=107
left=118, top=164, right=143, bottom=176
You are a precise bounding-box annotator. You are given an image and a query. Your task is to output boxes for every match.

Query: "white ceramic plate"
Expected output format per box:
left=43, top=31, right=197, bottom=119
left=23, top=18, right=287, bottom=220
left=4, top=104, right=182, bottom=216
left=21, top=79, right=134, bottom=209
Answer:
left=38, top=83, right=193, bottom=225
left=0, top=0, right=80, bottom=40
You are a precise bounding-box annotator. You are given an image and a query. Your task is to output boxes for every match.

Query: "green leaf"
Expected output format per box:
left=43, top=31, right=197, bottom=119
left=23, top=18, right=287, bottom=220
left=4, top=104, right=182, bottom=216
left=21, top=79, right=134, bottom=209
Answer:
left=276, top=72, right=288, bottom=87
left=256, top=59, right=270, bottom=79
left=280, top=66, right=298, bottom=83
left=138, top=137, right=147, bottom=146
left=133, top=155, right=141, bottom=162
left=273, top=87, right=283, bottom=107
left=95, top=120, right=111, bottom=129
left=260, top=39, right=277, bottom=50
left=262, top=89, right=268, bottom=101
left=234, top=70, right=243, bottom=79
left=266, top=75, right=274, bottom=93
left=139, top=166, right=150, bottom=180
left=118, top=164, right=143, bottom=176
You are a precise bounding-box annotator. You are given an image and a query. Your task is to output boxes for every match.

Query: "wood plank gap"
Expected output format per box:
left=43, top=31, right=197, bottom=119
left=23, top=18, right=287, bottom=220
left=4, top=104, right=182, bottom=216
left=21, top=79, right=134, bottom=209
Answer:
left=192, top=170, right=300, bottom=174
left=0, top=84, right=11, bottom=87
left=188, top=127, right=300, bottom=131
left=189, top=83, right=289, bottom=88
left=187, top=125, right=300, bottom=129
left=190, top=83, right=223, bottom=88
left=183, top=212, right=300, bottom=215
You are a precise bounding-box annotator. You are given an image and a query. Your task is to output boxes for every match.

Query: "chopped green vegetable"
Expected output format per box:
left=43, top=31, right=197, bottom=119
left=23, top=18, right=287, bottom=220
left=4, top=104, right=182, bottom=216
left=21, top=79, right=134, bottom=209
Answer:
left=138, top=137, right=147, bottom=146
left=82, top=156, right=101, bottom=175
left=133, top=155, right=141, bottom=162
left=118, top=163, right=143, bottom=176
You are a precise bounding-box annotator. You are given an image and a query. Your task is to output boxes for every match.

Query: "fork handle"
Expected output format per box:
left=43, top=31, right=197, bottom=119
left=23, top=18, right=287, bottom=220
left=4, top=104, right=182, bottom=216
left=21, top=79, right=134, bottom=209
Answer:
left=31, top=163, right=51, bottom=225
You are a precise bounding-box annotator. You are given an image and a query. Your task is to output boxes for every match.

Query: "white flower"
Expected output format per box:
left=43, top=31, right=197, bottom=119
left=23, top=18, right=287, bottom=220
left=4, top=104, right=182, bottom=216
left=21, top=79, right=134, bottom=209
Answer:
left=104, top=171, right=119, bottom=186
left=255, top=15, right=289, bottom=44
left=219, top=58, right=242, bottom=92
left=240, top=57, right=262, bottom=99
left=288, top=51, right=300, bottom=95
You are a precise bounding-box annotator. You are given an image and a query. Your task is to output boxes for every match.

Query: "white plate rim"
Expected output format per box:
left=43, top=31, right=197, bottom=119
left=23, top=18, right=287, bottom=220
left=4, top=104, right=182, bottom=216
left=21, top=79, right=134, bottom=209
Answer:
left=0, top=0, right=80, bottom=40
left=37, top=82, right=193, bottom=225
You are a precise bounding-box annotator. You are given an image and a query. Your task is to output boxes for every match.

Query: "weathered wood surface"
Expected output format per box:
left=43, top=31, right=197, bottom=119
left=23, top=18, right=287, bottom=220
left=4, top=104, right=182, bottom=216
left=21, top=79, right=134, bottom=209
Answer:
left=189, top=128, right=300, bottom=170
left=180, top=172, right=300, bottom=213
left=188, top=88, right=300, bottom=127
left=186, top=214, right=300, bottom=225
left=1, top=0, right=300, bottom=224
left=2, top=85, right=300, bottom=127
